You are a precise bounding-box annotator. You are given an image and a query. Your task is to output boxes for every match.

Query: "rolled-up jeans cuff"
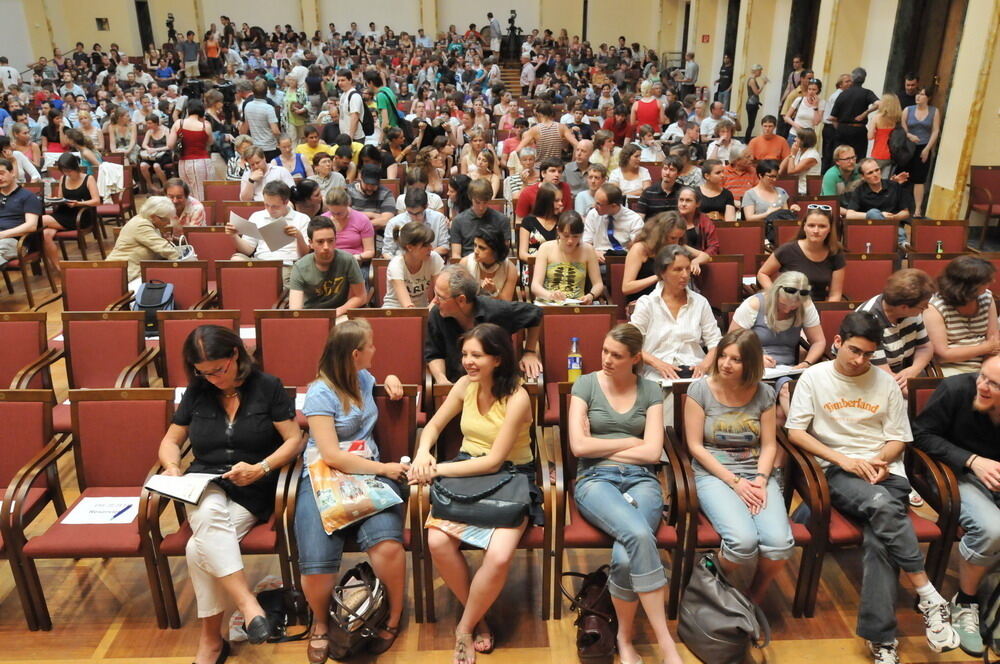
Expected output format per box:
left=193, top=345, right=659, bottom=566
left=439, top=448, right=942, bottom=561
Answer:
left=959, top=538, right=1000, bottom=567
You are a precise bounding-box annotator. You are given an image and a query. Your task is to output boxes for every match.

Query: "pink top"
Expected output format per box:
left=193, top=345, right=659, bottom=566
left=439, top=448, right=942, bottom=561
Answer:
left=322, top=208, right=374, bottom=255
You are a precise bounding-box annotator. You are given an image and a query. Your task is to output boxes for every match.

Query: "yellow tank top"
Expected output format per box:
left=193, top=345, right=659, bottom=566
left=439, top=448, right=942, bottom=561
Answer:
left=460, top=381, right=533, bottom=465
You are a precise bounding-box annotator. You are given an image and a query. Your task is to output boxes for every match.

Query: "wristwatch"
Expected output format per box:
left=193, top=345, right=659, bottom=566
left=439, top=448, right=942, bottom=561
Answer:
left=259, top=458, right=272, bottom=474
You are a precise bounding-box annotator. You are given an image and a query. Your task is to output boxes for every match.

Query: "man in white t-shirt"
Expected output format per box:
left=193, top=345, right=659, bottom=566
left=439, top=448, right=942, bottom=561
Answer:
left=239, top=148, right=294, bottom=201
left=0, top=57, right=21, bottom=90
left=226, top=180, right=309, bottom=286
left=786, top=311, right=960, bottom=663
left=337, top=69, right=365, bottom=142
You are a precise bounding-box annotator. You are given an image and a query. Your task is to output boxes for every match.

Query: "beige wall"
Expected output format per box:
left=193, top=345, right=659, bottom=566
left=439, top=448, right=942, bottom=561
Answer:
left=318, top=2, right=421, bottom=37
left=540, top=0, right=584, bottom=42
left=972, top=26, right=1000, bottom=166
left=437, top=0, right=538, bottom=37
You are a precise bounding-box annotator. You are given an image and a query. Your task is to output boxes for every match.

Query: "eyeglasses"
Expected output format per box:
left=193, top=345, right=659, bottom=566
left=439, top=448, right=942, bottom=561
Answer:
left=763, top=173, right=778, bottom=179
left=836, top=156, right=857, bottom=162
left=843, top=344, right=876, bottom=360
left=781, top=286, right=812, bottom=297
left=807, top=204, right=832, bottom=212
left=193, top=356, right=232, bottom=378
left=977, top=372, right=1000, bottom=392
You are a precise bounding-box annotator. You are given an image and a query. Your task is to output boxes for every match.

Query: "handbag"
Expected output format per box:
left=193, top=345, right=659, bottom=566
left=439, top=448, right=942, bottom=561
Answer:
left=306, top=455, right=403, bottom=534
left=430, top=462, right=530, bottom=528
left=678, top=552, right=771, bottom=664
left=328, top=561, right=390, bottom=660
left=257, top=587, right=311, bottom=643
left=170, top=235, right=198, bottom=261
left=559, top=566, right=618, bottom=663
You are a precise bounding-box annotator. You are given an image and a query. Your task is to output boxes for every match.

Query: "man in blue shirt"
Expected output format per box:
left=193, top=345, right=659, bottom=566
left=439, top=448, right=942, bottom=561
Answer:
left=0, top=159, right=43, bottom=268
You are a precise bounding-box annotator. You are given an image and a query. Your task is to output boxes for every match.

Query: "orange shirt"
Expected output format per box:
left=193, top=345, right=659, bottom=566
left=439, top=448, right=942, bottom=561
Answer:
left=723, top=166, right=758, bottom=202
left=747, top=134, right=790, bottom=162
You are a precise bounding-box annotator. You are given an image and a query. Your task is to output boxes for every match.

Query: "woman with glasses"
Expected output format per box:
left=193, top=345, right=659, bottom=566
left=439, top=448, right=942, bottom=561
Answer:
left=156, top=325, right=303, bottom=664
left=757, top=207, right=844, bottom=301
left=741, top=159, right=800, bottom=222
left=924, top=256, right=1000, bottom=377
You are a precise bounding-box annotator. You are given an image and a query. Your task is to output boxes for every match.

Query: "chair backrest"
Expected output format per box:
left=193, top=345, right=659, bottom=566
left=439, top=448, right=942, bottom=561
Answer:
left=202, top=180, right=242, bottom=203
left=715, top=221, right=765, bottom=259
left=381, top=179, right=400, bottom=197
left=181, top=226, right=236, bottom=281
left=215, top=260, right=285, bottom=326
left=140, top=261, right=210, bottom=310
left=970, top=166, right=1000, bottom=200
left=696, top=255, right=744, bottom=310
left=372, top=385, right=419, bottom=461
left=69, top=388, right=174, bottom=489
left=906, top=377, right=944, bottom=421
left=217, top=201, right=266, bottom=227
left=61, top=311, right=147, bottom=388
left=640, top=161, right=662, bottom=183
left=540, top=306, right=616, bottom=381
left=0, top=312, right=48, bottom=388
left=0, top=389, right=54, bottom=486
left=907, top=252, right=964, bottom=285
left=156, top=310, right=241, bottom=387
left=348, top=308, right=428, bottom=385
left=841, top=253, right=897, bottom=302
left=805, top=175, right=823, bottom=197
left=372, top=258, right=389, bottom=307
left=774, top=178, right=798, bottom=198
left=774, top=219, right=802, bottom=247
left=813, top=301, right=860, bottom=347
left=432, top=382, right=539, bottom=462
left=61, top=261, right=129, bottom=311
left=843, top=219, right=899, bottom=254
left=604, top=255, right=629, bottom=321
left=908, top=219, right=968, bottom=253
left=254, top=310, right=335, bottom=389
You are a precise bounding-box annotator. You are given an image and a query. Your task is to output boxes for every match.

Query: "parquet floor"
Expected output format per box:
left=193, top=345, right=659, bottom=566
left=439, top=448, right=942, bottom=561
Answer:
left=0, top=232, right=987, bottom=663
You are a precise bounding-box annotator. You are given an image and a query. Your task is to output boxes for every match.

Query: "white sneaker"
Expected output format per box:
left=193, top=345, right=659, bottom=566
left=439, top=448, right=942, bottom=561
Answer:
left=867, top=640, right=900, bottom=664
left=908, top=490, right=925, bottom=507
left=918, top=598, right=961, bottom=652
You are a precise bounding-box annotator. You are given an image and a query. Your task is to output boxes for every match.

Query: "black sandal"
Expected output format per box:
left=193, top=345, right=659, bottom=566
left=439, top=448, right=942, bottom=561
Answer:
left=367, top=623, right=400, bottom=654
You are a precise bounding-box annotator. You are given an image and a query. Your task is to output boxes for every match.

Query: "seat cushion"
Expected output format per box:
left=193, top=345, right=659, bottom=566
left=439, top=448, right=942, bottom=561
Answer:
left=52, top=403, right=71, bottom=434
left=22, top=487, right=144, bottom=558
left=0, top=487, right=50, bottom=554
left=97, top=204, right=122, bottom=217
left=159, top=517, right=278, bottom=556
left=828, top=508, right=940, bottom=545
left=564, top=501, right=678, bottom=548
left=697, top=511, right=812, bottom=547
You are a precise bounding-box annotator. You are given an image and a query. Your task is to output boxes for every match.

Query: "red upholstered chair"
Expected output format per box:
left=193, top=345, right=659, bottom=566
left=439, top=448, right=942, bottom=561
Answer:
left=640, top=161, right=662, bottom=183
left=774, top=178, right=798, bottom=199
left=805, top=175, right=823, bottom=197
left=286, top=385, right=427, bottom=622
left=841, top=253, right=898, bottom=302
left=812, top=301, right=860, bottom=359
left=968, top=165, right=1000, bottom=247
left=215, top=260, right=286, bottom=326
left=539, top=305, right=616, bottom=426
left=216, top=201, right=265, bottom=227
left=183, top=226, right=237, bottom=282
left=0, top=216, right=56, bottom=309
left=907, top=252, right=964, bottom=284
left=15, top=388, right=175, bottom=630
left=150, top=310, right=241, bottom=388
left=0, top=390, right=68, bottom=630
left=420, top=383, right=553, bottom=620
left=381, top=179, right=400, bottom=197
left=139, top=261, right=215, bottom=310
left=843, top=219, right=899, bottom=254
left=96, top=165, right=136, bottom=228
left=906, top=219, right=969, bottom=254
left=715, top=221, right=766, bottom=257
left=371, top=258, right=390, bottom=307
left=604, top=255, right=629, bottom=322
left=59, top=261, right=133, bottom=312
left=796, top=198, right=841, bottom=222
left=773, top=219, right=802, bottom=247
left=54, top=207, right=106, bottom=260
left=0, top=312, right=58, bottom=389
left=552, top=382, right=687, bottom=619
left=695, top=254, right=744, bottom=326
left=202, top=180, right=242, bottom=204
left=254, top=309, right=335, bottom=389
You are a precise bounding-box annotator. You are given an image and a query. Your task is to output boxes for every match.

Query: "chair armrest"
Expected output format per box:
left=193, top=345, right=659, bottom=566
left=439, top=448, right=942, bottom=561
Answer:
left=11, top=347, right=64, bottom=390
left=2, top=433, right=73, bottom=542
left=924, top=362, right=944, bottom=379
left=905, top=446, right=959, bottom=525
left=191, top=290, right=218, bottom=310
left=106, top=291, right=135, bottom=311
left=777, top=429, right=830, bottom=535
left=663, top=427, right=693, bottom=530
left=968, top=184, right=993, bottom=207
left=116, top=345, right=161, bottom=388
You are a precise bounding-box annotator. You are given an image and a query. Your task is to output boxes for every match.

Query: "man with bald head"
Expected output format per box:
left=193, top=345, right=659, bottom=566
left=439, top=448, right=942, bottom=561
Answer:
left=915, top=354, right=1000, bottom=657
left=563, top=139, right=595, bottom=196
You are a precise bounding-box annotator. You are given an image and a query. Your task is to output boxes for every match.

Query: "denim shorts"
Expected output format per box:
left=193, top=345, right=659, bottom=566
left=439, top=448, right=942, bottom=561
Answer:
left=294, top=473, right=405, bottom=575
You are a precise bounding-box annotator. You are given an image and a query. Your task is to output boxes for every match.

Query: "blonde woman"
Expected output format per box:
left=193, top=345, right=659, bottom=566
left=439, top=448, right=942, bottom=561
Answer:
left=77, top=110, right=105, bottom=152
left=106, top=195, right=182, bottom=287
left=869, top=92, right=902, bottom=177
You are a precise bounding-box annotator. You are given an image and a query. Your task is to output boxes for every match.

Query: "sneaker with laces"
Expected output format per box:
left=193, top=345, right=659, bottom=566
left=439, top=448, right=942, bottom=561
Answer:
left=867, top=640, right=900, bottom=664
left=951, top=595, right=985, bottom=656
left=918, top=598, right=961, bottom=652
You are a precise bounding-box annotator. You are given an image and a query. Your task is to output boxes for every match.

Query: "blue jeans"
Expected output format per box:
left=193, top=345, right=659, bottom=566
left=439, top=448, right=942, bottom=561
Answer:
left=865, top=208, right=907, bottom=244
left=574, top=463, right=668, bottom=601
left=695, top=473, right=794, bottom=563
left=294, top=473, right=405, bottom=575
left=957, top=474, right=1000, bottom=567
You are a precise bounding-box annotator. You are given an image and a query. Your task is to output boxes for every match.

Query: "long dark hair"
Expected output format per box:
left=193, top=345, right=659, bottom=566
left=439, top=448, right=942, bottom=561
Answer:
left=938, top=255, right=996, bottom=307
left=459, top=323, right=520, bottom=400
left=182, top=324, right=255, bottom=387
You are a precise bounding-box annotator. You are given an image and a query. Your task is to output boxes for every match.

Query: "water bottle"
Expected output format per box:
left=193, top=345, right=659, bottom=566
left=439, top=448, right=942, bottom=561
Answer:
left=936, top=240, right=943, bottom=255
left=864, top=241, right=872, bottom=254
left=567, top=337, right=583, bottom=383
left=43, top=178, right=52, bottom=200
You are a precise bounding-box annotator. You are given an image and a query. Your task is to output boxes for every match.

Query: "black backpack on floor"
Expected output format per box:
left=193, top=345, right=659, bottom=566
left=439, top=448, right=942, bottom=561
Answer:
left=132, top=280, right=174, bottom=336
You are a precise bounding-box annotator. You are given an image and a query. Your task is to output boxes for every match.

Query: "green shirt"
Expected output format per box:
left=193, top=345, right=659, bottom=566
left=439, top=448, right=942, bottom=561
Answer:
left=820, top=164, right=861, bottom=196
left=283, top=89, right=307, bottom=128
left=376, top=86, right=398, bottom=128
left=289, top=250, right=364, bottom=309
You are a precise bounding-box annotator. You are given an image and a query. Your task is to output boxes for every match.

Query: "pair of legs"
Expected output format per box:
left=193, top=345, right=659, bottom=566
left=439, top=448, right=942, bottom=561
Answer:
left=695, top=473, right=795, bottom=604
left=140, top=160, right=169, bottom=192
left=40, top=214, right=71, bottom=277
left=186, top=485, right=267, bottom=664
left=957, top=474, right=1000, bottom=596
left=575, top=464, right=684, bottom=664
left=427, top=521, right=527, bottom=663
left=865, top=208, right=908, bottom=245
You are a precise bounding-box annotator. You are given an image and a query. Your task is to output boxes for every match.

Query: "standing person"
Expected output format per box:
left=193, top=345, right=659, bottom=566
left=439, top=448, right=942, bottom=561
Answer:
left=630, top=80, right=666, bottom=133
left=786, top=312, right=961, bottom=663
left=242, top=79, right=281, bottom=162
left=783, top=79, right=824, bottom=146
left=744, top=65, right=767, bottom=141
left=288, top=216, right=367, bottom=313
left=830, top=68, right=879, bottom=169
left=868, top=93, right=902, bottom=177
left=179, top=31, right=201, bottom=78
left=685, top=329, right=794, bottom=603
left=294, top=320, right=408, bottom=663
left=900, top=87, right=941, bottom=218
left=757, top=207, right=844, bottom=301
left=568, top=324, right=686, bottom=664
left=678, top=52, right=699, bottom=99
left=821, top=73, right=853, bottom=172
left=487, top=12, right=502, bottom=54
left=168, top=100, right=214, bottom=201
left=519, top=54, right=538, bottom=96
left=410, top=323, right=541, bottom=664
left=157, top=325, right=302, bottom=664
left=384, top=221, right=444, bottom=308
left=913, top=354, right=1000, bottom=658
left=514, top=101, right=580, bottom=165
left=714, top=54, right=734, bottom=110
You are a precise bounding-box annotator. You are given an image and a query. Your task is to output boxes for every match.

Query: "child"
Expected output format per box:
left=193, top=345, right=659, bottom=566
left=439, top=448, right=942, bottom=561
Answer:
left=383, top=221, right=444, bottom=308
left=637, top=123, right=666, bottom=162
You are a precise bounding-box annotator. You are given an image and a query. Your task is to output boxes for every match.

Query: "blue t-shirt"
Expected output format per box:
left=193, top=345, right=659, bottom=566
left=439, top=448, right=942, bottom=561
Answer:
left=0, top=186, right=43, bottom=232
left=301, top=369, right=379, bottom=474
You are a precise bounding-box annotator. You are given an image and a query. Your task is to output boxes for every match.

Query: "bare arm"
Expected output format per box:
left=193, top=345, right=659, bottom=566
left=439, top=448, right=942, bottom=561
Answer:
left=827, top=267, right=845, bottom=302
left=288, top=289, right=304, bottom=309
left=389, top=278, right=414, bottom=307
left=621, top=242, right=656, bottom=296
left=335, top=282, right=368, bottom=318
left=756, top=252, right=781, bottom=290
left=567, top=394, right=638, bottom=457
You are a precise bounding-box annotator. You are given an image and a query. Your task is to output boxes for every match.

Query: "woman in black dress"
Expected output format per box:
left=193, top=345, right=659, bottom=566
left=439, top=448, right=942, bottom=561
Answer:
left=40, top=152, right=100, bottom=276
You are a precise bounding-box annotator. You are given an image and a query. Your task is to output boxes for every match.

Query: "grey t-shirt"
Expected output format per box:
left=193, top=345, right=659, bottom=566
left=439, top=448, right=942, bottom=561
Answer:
left=687, top=377, right=775, bottom=476
left=571, top=372, right=663, bottom=474
left=243, top=98, right=279, bottom=151
left=289, top=250, right=364, bottom=309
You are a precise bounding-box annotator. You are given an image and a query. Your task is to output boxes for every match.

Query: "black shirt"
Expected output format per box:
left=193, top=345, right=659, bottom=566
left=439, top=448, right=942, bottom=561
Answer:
left=425, top=296, right=542, bottom=382
left=0, top=186, right=43, bottom=232
left=173, top=370, right=295, bottom=519
left=830, top=85, right=878, bottom=124
left=843, top=179, right=911, bottom=215
left=450, top=207, right=511, bottom=256
left=717, top=64, right=733, bottom=92
left=913, top=372, right=1000, bottom=472
left=634, top=180, right=681, bottom=216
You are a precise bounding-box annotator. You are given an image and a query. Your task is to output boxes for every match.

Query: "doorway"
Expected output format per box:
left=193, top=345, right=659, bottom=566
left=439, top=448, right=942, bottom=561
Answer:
left=134, top=0, right=155, bottom=53
left=781, top=0, right=821, bottom=86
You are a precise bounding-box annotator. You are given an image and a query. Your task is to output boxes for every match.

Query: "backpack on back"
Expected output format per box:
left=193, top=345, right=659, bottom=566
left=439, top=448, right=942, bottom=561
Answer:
left=132, top=280, right=175, bottom=336
left=350, top=90, right=376, bottom=137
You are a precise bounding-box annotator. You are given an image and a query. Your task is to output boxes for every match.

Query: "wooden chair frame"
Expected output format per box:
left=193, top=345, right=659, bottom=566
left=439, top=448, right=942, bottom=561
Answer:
left=139, top=260, right=216, bottom=310
left=1, top=218, right=57, bottom=310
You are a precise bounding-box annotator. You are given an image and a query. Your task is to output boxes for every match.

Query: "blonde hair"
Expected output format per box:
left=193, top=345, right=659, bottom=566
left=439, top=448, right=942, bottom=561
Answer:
left=876, top=93, right=902, bottom=128
left=763, top=271, right=812, bottom=330
left=639, top=80, right=653, bottom=97
left=139, top=195, right=176, bottom=221
left=316, top=319, right=372, bottom=411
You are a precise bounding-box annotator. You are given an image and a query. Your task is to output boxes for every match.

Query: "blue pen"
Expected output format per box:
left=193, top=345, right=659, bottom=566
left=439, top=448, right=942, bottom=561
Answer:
left=111, top=504, right=132, bottom=520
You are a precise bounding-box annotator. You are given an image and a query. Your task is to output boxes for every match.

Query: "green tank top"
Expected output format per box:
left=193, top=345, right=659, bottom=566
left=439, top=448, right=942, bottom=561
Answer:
left=543, top=261, right=586, bottom=299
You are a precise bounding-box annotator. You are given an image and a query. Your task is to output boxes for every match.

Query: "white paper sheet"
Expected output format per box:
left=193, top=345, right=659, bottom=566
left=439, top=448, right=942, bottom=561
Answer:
left=229, top=212, right=293, bottom=252
left=62, top=497, right=140, bottom=524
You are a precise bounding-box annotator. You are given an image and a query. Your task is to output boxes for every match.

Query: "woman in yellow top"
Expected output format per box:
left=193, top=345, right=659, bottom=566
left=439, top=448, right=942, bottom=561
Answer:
left=531, top=210, right=604, bottom=304
left=410, top=323, right=538, bottom=664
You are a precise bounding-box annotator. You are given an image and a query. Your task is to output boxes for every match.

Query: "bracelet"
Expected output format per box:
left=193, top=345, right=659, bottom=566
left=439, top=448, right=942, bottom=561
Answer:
left=522, top=348, right=538, bottom=354
left=259, top=458, right=272, bottom=474
left=802, top=360, right=812, bottom=366
left=754, top=473, right=768, bottom=481
left=730, top=475, right=742, bottom=486
left=967, top=454, right=979, bottom=469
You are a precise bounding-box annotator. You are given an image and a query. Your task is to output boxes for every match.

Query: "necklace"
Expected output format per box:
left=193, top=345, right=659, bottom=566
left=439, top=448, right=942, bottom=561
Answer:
left=222, top=391, right=239, bottom=399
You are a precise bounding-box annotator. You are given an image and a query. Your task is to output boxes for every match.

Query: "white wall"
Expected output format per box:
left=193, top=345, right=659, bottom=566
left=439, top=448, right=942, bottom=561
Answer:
left=319, top=2, right=421, bottom=35
left=436, top=0, right=539, bottom=37
left=0, top=0, right=35, bottom=70
left=859, top=0, right=898, bottom=94
left=201, top=0, right=301, bottom=36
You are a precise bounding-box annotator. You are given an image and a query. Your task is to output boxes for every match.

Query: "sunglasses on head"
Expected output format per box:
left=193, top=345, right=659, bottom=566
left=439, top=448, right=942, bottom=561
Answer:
left=807, top=204, right=832, bottom=212
left=781, top=286, right=812, bottom=297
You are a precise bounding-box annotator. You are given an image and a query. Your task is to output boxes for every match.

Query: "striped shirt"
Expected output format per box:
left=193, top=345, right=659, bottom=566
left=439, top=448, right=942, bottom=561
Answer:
left=534, top=121, right=564, bottom=164
left=929, top=291, right=995, bottom=374
left=857, top=295, right=929, bottom=369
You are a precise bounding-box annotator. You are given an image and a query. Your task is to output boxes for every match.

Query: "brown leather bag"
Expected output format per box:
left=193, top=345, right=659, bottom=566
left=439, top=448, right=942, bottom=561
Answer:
left=560, top=566, right=618, bottom=663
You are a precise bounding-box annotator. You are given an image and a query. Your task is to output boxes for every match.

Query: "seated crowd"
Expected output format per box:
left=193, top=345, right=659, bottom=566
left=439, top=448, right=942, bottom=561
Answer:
left=0, top=14, right=996, bottom=664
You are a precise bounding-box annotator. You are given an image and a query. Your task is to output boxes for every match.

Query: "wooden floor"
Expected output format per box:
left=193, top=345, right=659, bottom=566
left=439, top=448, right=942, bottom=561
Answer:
left=0, top=232, right=989, bottom=663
